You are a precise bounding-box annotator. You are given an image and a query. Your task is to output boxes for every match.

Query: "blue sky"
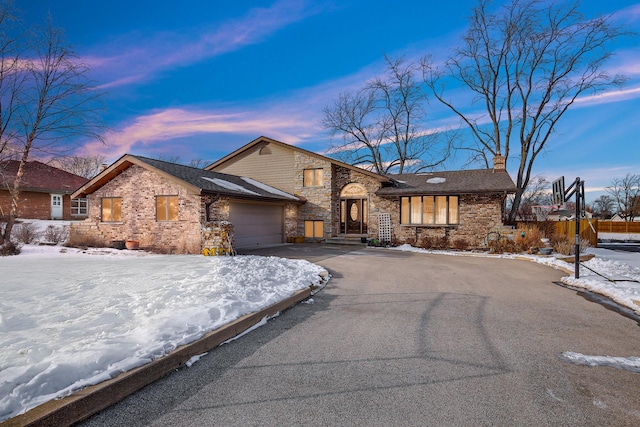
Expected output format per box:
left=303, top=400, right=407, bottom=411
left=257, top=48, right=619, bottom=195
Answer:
left=22, top=0, right=640, bottom=202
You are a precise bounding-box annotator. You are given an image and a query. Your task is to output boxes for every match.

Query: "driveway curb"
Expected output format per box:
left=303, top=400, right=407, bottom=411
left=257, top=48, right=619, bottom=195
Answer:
left=2, top=288, right=312, bottom=427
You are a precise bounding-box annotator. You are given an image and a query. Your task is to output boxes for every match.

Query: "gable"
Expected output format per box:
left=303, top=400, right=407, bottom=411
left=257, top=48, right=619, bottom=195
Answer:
left=209, top=140, right=296, bottom=194
left=206, top=136, right=391, bottom=186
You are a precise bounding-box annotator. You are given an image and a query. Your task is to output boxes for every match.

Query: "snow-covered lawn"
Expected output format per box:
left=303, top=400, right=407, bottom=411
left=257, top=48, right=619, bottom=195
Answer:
left=0, top=245, right=328, bottom=422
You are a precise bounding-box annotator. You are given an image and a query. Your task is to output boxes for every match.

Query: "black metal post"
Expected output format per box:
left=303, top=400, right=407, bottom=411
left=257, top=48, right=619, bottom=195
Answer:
left=574, top=177, right=581, bottom=279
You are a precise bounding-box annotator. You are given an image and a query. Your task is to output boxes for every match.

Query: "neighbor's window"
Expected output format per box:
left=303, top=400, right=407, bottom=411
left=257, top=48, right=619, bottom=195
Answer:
left=156, top=195, right=179, bottom=221
left=101, top=197, right=122, bottom=222
left=400, top=196, right=459, bottom=225
left=71, top=198, right=88, bottom=216
left=303, top=169, right=323, bottom=187
left=304, top=220, right=324, bottom=238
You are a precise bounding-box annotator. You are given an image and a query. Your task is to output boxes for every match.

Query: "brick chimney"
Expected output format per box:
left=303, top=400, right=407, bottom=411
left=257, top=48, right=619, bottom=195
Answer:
left=493, top=155, right=506, bottom=171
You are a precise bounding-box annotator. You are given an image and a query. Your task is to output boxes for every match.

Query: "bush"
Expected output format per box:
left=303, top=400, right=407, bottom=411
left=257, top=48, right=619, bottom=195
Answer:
left=0, top=241, right=21, bottom=256
left=417, top=235, right=448, bottom=250
left=488, top=237, right=519, bottom=254
left=451, top=238, right=470, bottom=251
left=66, top=233, right=108, bottom=249
left=552, top=235, right=590, bottom=255
left=44, top=225, right=69, bottom=244
left=514, top=225, right=545, bottom=252
left=14, top=222, right=41, bottom=244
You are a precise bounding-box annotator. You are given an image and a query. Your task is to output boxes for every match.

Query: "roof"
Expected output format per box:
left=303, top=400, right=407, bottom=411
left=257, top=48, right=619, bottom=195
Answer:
left=376, top=169, right=516, bottom=197
left=205, top=135, right=391, bottom=183
left=72, top=154, right=303, bottom=203
left=0, top=160, right=89, bottom=194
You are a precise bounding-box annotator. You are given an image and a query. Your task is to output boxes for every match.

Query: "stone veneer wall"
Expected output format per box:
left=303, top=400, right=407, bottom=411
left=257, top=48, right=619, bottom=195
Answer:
left=70, top=165, right=204, bottom=254
left=293, top=152, right=333, bottom=238
left=333, top=165, right=384, bottom=237
left=377, top=193, right=506, bottom=248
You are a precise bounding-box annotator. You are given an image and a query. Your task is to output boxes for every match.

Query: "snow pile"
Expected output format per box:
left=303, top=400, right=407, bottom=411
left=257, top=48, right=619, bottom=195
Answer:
left=0, top=247, right=328, bottom=421
left=560, top=352, right=640, bottom=373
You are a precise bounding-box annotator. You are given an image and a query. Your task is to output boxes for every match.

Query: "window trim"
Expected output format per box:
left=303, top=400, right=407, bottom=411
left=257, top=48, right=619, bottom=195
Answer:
left=101, top=197, right=122, bottom=222
left=71, top=198, right=88, bottom=216
left=303, top=168, right=323, bottom=187
left=400, top=195, right=459, bottom=226
left=156, top=195, right=179, bottom=222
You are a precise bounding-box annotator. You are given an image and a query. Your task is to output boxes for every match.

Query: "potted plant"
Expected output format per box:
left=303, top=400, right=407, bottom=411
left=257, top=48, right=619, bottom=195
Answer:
left=125, top=239, right=139, bottom=250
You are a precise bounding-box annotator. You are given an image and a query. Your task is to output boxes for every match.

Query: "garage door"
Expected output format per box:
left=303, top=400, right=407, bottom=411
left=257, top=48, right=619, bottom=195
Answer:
left=229, top=202, right=284, bottom=248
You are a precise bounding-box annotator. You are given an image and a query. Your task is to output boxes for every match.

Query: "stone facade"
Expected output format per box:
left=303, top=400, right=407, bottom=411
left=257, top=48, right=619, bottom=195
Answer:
left=333, top=165, right=385, bottom=237
left=70, top=165, right=203, bottom=254
left=293, top=152, right=333, bottom=238
left=376, top=193, right=507, bottom=248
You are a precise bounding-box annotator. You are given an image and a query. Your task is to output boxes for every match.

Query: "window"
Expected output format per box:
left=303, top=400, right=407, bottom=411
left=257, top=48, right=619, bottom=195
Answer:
left=303, top=169, right=323, bottom=187
left=101, top=197, right=122, bottom=222
left=156, top=195, right=178, bottom=221
left=71, top=198, right=88, bottom=216
left=400, top=196, right=459, bottom=225
left=304, top=220, right=324, bottom=238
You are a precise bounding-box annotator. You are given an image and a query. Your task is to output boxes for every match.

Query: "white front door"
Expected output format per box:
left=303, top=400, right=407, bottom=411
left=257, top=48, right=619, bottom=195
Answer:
left=50, top=194, right=63, bottom=219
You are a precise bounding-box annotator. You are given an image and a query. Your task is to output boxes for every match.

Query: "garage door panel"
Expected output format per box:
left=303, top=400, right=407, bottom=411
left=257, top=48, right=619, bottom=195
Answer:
left=229, top=203, right=283, bottom=248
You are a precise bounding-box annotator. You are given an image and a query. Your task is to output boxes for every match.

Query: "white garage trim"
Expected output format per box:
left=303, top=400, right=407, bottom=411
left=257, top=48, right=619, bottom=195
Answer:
left=229, top=201, right=284, bottom=248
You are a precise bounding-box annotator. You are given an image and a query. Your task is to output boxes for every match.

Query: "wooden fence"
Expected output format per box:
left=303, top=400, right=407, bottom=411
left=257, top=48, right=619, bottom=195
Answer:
left=554, top=219, right=598, bottom=248
left=597, top=220, right=640, bottom=233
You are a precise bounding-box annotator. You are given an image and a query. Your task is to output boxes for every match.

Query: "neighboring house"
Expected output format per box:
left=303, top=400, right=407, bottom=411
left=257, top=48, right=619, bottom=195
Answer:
left=610, top=213, right=640, bottom=222
left=70, top=136, right=516, bottom=254
left=0, top=160, right=89, bottom=221
left=208, top=136, right=516, bottom=249
left=70, top=154, right=304, bottom=253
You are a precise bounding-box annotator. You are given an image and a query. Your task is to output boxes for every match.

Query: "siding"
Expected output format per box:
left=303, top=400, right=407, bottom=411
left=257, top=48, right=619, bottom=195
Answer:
left=210, top=143, right=295, bottom=194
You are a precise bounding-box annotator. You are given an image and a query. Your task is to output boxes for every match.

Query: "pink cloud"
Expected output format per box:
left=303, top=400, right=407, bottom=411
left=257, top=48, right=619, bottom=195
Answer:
left=79, top=106, right=320, bottom=160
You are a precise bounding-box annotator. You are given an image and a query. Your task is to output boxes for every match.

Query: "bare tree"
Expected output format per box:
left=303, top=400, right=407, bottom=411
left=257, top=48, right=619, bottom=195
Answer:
left=606, top=174, right=640, bottom=221
left=0, top=5, right=105, bottom=247
left=590, top=194, right=615, bottom=219
left=423, top=0, right=627, bottom=222
left=323, top=56, right=451, bottom=174
left=50, top=154, right=106, bottom=178
left=509, top=175, right=551, bottom=220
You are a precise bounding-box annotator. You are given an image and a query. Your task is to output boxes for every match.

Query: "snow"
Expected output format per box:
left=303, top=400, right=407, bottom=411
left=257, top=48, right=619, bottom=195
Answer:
left=0, top=245, right=328, bottom=421
left=1, top=229, right=638, bottom=422
left=390, top=244, right=640, bottom=314
left=560, top=352, right=640, bottom=373
left=200, top=176, right=260, bottom=195
left=426, top=177, right=446, bottom=184
left=240, top=177, right=298, bottom=200
left=599, top=232, right=640, bottom=242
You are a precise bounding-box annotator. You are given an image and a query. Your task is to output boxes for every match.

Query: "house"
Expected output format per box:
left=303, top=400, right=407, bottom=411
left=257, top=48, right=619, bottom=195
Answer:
left=0, top=160, right=89, bottom=221
left=610, top=213, right=640, bottom=222
left=70, top=136, right=516, bottom=253
left=70, top=154, right=304, bottom=253
left=207, top=136, right=516, bottom=248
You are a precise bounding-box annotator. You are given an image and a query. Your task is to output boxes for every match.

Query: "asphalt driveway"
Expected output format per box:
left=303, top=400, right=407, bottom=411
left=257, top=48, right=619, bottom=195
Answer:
left=81, top=245, right=640, bottom=426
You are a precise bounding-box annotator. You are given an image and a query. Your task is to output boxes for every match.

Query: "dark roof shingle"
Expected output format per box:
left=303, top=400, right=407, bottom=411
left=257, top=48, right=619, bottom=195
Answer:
left=376, top=169, right=516, bottom=196
left=132, top=156, right=301, bottom=202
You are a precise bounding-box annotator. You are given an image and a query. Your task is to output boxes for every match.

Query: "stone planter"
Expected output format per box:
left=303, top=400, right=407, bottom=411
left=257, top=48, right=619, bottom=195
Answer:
left=125, top=240, right=139, bottom=250
left=112, top=240, right=126, bottom=250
